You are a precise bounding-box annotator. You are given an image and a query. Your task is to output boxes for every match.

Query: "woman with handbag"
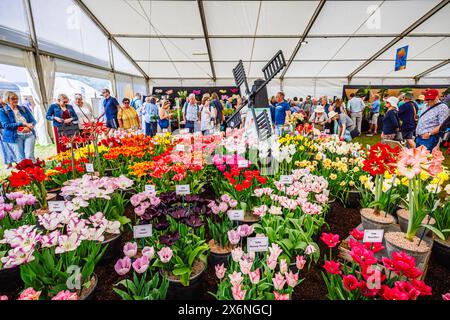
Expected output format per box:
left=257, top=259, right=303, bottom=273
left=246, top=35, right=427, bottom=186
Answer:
left=46, top=93, right=78, bottom=153
left=0, top=91, right=37, bottom=162
left=381, top=97, right=400, bottom=141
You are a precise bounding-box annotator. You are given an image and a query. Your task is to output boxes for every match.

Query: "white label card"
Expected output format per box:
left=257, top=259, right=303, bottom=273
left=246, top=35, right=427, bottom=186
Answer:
left=85, top=163, right=94, bottom=173
left=145, top=185, right=156, bottom=193
left=176, top=184, right=191, bottom=195
left=280, top=175, right=293, bottom=185
left=363, top=229, right=384, bottom=243
left=48, top=201, right=65, bottom=212
left=133, top=224, right=152, bottom=239
left=247, top=236, right=269, bottom=252
left=238, top=160, right=248, bottom=168
left=162, top=129, right=168, bottom=133
left=227, top=210, right=244, bottom=221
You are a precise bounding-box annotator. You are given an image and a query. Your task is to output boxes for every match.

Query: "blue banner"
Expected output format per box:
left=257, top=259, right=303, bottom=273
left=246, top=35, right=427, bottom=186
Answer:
left=395, top=45, right=409, bottom=71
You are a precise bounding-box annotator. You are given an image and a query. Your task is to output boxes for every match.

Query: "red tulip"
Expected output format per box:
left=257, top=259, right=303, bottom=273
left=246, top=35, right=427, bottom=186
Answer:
left=343, top=275, right=359, bottom=291
left=320, top=232, right=340, bottom=248
left=349, top=228, right=364, bottom=241
left=323, top=260, right=341, bottom=275
left=235, top=184, right=244, bottom=192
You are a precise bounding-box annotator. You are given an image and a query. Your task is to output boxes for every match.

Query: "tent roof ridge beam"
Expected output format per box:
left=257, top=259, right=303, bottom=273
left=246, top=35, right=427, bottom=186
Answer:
left=280, top=0, right=326, bottom=81
left=74, top=0, right=150, bottom=80
left=197, top=0, right=216, bottom=81
left=347, top=0, right=450, bottom=81
left=414, top=59, right=450, bottom=81
left=111, top=33, right=450, bottom=39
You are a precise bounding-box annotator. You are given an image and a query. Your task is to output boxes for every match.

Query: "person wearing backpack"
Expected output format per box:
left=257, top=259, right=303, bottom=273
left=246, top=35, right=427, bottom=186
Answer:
left=183, top=93, right=200, bottom=133
left=210, top=92, right=223, bottom=131
left=398, top=93, right=417, bottom=148
left=381, top=97, right=400, bottom=141
left=416, top=89, right=450, bottom=151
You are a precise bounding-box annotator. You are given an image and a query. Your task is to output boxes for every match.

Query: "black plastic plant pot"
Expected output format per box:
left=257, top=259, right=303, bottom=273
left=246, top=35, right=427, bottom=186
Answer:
left=0, top=266, right=22, bottom=292
left=208, top=252, right=230, bottom=267
left=432, top=238, right=450, bottom=270
left=165, top=266, right=206, bottom=300
left=98, top=233, right=123, bottom=265
left=80, top=273, right=98, bottom=300
left=344, top=190, right=361, bottom=209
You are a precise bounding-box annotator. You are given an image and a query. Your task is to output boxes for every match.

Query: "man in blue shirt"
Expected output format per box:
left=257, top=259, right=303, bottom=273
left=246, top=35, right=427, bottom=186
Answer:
left=102, top=88, right=120, bottom=131
left=274, top=91, right=291, bottom=136
left=367, top=94, right=380, bottom=136
left=143, top=96, right=159, bottom=137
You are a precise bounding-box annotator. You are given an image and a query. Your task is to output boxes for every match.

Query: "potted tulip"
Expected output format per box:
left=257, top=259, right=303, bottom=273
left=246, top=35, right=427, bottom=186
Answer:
left=359, top=143, right=399, bottom=231
left=113, top=242, right=169, bottom=300
left=211, top=244, right=303, bottom=300
left=206, top=196, right=238, bottom=266
left=385, top=146, right=446, bottom=265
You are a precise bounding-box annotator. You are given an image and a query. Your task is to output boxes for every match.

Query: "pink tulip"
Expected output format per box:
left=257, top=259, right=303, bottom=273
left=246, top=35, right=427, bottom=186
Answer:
left=249, top=268, right=260, bottom=284
left=132, top=256, right=149, bottom=274
left=442, top=292, right=450, bottom=300
left=218, top=202, right=228, bottom=212
left=228, top=271, right=243, bottom=287
left=237, top=224, right=254, bottom=237
left=18, top=288, right=41, bottom=300
left=296, top=255, right=306, bottom=270
left=123, top=242, right=138, bottom=258
left=227, top=230, right=240, bottom=245
left=305, top=244, right=316, bottom=255
left=239, top=259, right=252, bottom=275
left=9, top=209, right=23, bottom=221
left=272, top=272, right=286, bottom=290
left=231, top=247, right=243, bottom=262
left=285, top=271, right=299, bottom=287
left=268, top=243, right=283, bottom=260
left=158, top=247, right=173, bottom=263
left=266, top=255, right=278, bottom=270
left=228, top=199, right=238, bottom=208
left=215, top=263, right=226, bottom=279
left=142, top=246, right=155, bottom=260
left=274, top=291, right=290, bottom=300
left=221, top=194, right=231, bottom=203
left=52, top=290, right=78, bottom=300
left=0, top=295, right=8, bottom=300
left=231, top=284, right=246, bottom=300
left=114, top=256, right=131, bottom=275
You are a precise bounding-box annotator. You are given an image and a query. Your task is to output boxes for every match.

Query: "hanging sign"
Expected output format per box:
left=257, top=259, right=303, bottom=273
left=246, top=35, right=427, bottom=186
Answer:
left=395, top=45, right=408, bottom=71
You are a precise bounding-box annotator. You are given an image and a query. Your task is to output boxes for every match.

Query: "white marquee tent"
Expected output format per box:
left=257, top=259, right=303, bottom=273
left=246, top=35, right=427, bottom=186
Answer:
left=0, top=0, right=449, bottom=144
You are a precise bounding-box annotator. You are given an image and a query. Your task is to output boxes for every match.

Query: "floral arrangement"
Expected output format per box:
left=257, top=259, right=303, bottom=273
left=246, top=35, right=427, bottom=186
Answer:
left=212, top=244, right=303, bottom=300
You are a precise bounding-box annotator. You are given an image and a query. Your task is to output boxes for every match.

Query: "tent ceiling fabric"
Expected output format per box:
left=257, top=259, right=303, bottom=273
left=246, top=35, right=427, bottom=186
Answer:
left=80, top=0, right=449, bottom=85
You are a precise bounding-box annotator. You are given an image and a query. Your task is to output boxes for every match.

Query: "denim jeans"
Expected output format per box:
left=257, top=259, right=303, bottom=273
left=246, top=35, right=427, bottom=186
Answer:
left=275, top=125, right=284, bottom=136
left=416, top=135, right=440, bottom=152
left=16, top=133, right=35, bottom=162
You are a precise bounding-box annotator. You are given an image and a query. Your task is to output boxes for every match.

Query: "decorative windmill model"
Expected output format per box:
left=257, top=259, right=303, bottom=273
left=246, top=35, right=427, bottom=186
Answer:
left=226, top=50, right=286, bottom=141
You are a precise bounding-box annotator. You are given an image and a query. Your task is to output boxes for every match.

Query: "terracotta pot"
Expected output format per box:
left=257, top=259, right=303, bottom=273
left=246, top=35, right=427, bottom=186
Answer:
left=165, top=261, right=206, bottom=300
left=432, top=237, right=450, bottom=270
left=385, top=231, right=432, bottom=266
left=396, top=209, right=435, bottom=238
left=98, top=233, right=123, bottom=265
left=0, top=266, right=22, bottom=292
left=237, top=213, right=261, bottom=226
left=360, top=208, right=395, bottom=230
left=79, top=273, right=98, bottom=300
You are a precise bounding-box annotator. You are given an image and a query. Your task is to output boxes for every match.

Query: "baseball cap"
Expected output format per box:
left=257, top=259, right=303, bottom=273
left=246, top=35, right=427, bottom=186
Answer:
left=404, top=92, right=414, bottom=100
left=423, top=89, right=439, bottom=101
left=385, top=96, right=399, bottom=107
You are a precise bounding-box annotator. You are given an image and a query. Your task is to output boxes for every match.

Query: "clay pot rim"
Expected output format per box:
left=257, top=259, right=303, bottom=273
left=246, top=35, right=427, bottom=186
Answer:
left=360, top=208, right=395, bottom=224
left=396, top=209, right=436, bottom=225
left=208, top=239, right=232, bottom=255
left=385, top=231, right=431, bottom=253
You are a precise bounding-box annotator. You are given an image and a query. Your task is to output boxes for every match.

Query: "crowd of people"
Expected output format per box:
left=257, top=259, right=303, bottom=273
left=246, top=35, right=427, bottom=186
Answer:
left=0, top=87, right=449, bottom=167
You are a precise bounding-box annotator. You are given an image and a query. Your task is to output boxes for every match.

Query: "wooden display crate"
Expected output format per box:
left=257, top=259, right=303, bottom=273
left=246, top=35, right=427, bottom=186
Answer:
left=337, top=223, right=432, bottom=280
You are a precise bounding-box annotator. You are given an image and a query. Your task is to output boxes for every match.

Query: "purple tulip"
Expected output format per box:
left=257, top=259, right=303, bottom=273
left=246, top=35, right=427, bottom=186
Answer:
left=159, top=231, right=179, bottom=246
left=132, top=256, right=149, bottom=274
left=114, top=256, right=131, bottom=275
left=185, top=215, right=203, bottom=228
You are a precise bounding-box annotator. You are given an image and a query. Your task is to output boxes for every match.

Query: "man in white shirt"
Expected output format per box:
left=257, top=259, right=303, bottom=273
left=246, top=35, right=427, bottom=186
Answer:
left=347, top=93, right=365, bottom=135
